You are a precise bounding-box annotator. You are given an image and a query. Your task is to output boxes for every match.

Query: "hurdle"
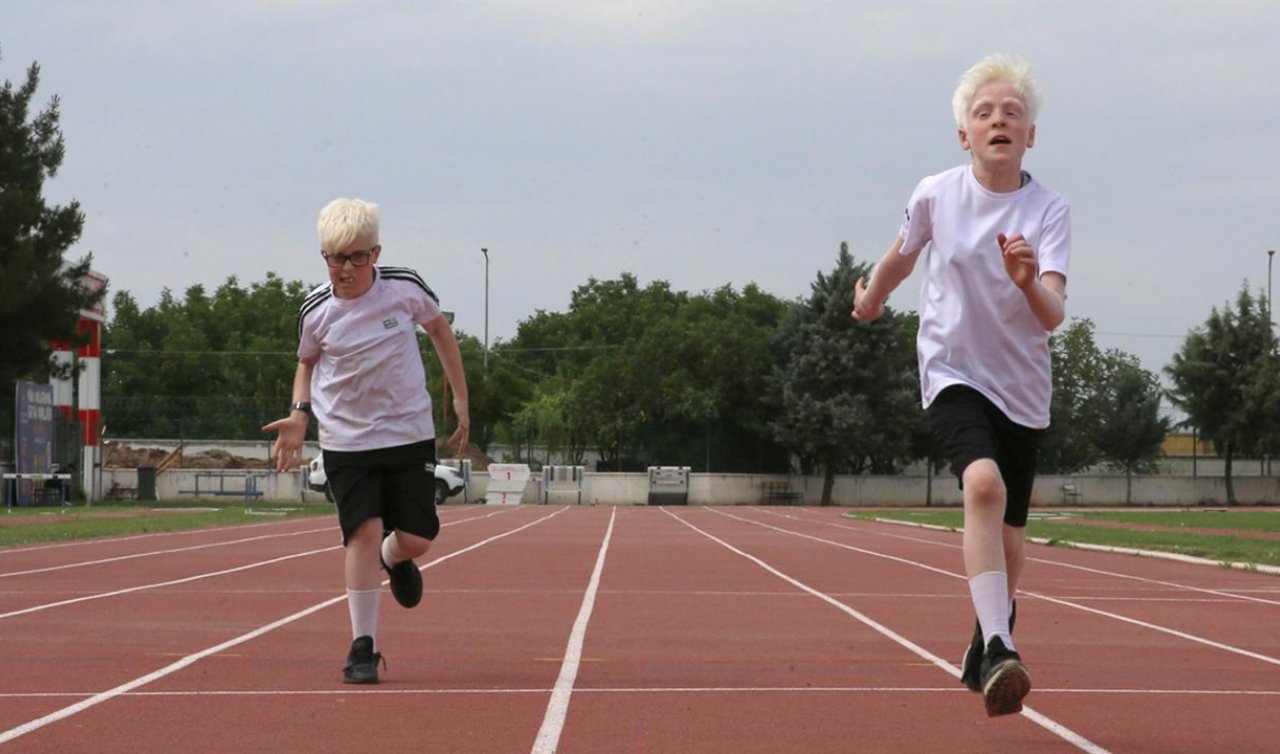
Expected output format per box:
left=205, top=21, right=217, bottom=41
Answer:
left=541, top=465, right=585, bottom=504
left=3, top=473, right=72, bottom=514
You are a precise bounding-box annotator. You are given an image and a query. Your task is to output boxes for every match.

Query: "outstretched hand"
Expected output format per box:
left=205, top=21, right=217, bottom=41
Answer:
left=261, top=414, right=307, bottom=473
left=998, top=232, right=1038, bottom=290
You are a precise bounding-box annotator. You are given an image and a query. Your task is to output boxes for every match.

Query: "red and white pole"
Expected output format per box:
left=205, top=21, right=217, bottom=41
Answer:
left=49, top=340, right=76, bottom=422
left=77, top=318, right=102, bottom=502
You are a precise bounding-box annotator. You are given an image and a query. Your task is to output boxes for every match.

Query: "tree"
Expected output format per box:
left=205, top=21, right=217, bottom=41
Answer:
left=1091, top=362, right=1171, bottom=503
left=768, top=244, right=920, bottom=505
left=103, top=276, right=309, bottom=438
left=502, top=275, right=789, bottom=472
left=1166, top=286, right=1277, bottom=504
left=1041, top=319, right=1108, bottom=473
left=0, top=47, right=104, bottom=444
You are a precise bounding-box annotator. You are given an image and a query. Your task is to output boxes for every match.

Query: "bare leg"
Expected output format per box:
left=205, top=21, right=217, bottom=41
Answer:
left=346, top=518, right=384, bottom=590
left=384, top=529, right=432, bottom=563
left=1003, top=524, right=1026, bottom=603
left=962, top=459, right=1014, bottom=647
left=962, top=459, right=1007, bottom=577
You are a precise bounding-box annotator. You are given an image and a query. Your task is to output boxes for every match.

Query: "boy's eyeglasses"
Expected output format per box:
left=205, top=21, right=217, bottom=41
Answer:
left=321, top=247, right=378, bottom=268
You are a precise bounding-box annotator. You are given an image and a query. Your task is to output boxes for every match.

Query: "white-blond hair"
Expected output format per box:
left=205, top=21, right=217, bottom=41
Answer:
left=317, top=198, right=380, bottom=252
left=951, top=53, right=1041, bottom=127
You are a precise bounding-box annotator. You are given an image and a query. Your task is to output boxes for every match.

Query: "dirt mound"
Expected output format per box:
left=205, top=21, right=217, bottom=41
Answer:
left=102, top=441, right=489, bottom=470
left=103, top=444, right=268, bottom=470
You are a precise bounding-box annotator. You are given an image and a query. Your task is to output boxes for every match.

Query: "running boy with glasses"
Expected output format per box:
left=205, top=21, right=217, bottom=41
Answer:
left=852, top=53, right=1069, bottom=717
left=264, top=197, right=470, bottom=684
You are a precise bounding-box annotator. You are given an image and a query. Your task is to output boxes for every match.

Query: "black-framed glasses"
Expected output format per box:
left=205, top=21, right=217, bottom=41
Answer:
left=320, top=246, right=378, bottom=268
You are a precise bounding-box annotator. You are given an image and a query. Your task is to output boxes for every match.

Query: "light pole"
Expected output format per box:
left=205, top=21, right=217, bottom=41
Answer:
left=1268, top=249, right=1275, bottom=334
left=481, top=247, right=490, bottom=372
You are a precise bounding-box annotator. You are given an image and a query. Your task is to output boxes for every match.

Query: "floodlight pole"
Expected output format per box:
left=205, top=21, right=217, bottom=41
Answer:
left=481, top=247, right=490, bottom=373
left=1268, top=249, right=1275, bottom=335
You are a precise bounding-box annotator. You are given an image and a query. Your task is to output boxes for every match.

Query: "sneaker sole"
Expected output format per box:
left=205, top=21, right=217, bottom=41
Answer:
left=959, top=620, right=983, bottom=692
left=343, top=668, right=380, bottom=684
left=982, top=659, right=1031, bottom=717
left=388, top=561, right=423, bottom=608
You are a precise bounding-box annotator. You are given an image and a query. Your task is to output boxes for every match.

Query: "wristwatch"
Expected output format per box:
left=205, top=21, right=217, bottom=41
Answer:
left=290, top=401, right=312, bottom=415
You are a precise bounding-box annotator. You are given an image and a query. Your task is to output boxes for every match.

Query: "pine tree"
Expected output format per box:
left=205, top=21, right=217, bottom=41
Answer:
left=0, top=46, right=103, bottom=448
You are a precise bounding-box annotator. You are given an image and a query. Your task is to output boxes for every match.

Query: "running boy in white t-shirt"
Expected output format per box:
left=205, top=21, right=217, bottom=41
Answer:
left=264, top=198, right=470, bottom=684
left=852, top=53, right=1069, bottom=717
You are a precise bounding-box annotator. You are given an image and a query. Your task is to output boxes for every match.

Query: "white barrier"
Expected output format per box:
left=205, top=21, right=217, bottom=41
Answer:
left=486, top=464, right=530, bottom=504
left=541, top=465, right=584, bottom=504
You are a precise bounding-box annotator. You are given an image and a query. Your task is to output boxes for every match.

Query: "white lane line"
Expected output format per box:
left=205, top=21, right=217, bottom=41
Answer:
left=755, top=508, right=1280, bottom=607
left=0, top=507, right=568, bottom=746
left=0, top=517, right=323, bottom=555
left=715, top=507, right=1280, bottom=666
left=0, top=546, right=341, bottom=620
left=531, top=507, right=616, bottom=754
left=0, top=508, right=518, bottom=620
left=0, top=526, right=334, bottom=579
left=5, top=685, right=1279, bottom=700
left=0, top=505, right=502, bottom=558
left=670, top=508, right=1110, bottom=753
left=867, top=515, right=1280, bottom=577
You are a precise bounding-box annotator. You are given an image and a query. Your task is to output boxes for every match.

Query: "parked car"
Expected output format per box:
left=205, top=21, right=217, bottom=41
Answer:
left=307, top=454, right=466, bottom=504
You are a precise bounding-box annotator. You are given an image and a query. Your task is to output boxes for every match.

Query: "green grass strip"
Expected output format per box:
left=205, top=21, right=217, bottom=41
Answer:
left=845, top=509, right=1280, bottom=568
left=0, top=502, right=333, bottom=548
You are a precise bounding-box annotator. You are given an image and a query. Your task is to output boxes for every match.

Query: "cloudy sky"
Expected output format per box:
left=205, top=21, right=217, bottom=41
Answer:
left=7, top=1, right=1279, bottom=382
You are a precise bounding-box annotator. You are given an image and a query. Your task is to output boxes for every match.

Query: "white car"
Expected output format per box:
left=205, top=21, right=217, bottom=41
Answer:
left=307, top=454, right=466, bottom=504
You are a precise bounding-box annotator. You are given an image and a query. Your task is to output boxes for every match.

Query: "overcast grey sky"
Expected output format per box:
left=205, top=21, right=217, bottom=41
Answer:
left=7, top=1, right=1279, bottom=380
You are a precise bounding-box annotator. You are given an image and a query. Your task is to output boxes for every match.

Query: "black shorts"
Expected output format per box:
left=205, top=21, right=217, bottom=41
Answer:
left=926, top=384, right=1044, bottom=528
left=322, top=440, right=439, bottom=545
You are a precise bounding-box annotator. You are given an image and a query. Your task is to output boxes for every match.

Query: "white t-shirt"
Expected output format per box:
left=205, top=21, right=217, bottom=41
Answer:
left=898, top=164, right=1071, bottom=429
left=297, top=266, right=443, bottom=451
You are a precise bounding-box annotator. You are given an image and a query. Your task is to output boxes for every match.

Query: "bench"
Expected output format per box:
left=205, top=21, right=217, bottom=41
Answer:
left=180, top=472, right=266, bottom=511
left=760, top=480, right=803, bottom=505
left=1061, top=483, right=1082, bottom=504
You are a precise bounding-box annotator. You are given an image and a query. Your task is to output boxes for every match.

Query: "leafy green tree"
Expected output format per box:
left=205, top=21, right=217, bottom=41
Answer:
left=0, top=47, right=104, bottom=443
left=103, top=276, right=309, bottom=438
left=500, top=274, right=789, bottom=471
left=1091, top=362, right=1171, bottom=503
left=769, top=243, right=919, bottom=505
left=1166, top=286, right=1277, bottom=504
left=1041, top=319, right=1109, bottom=473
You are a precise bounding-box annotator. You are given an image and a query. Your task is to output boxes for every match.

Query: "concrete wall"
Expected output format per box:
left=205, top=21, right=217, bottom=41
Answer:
left=94, top=442, right=1280, bottom=507
left=98, top=468, right=1279, bottom=507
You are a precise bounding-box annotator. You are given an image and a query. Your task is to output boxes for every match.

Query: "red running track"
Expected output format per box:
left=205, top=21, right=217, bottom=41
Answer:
left=1, top=505, right=1278, bottom=753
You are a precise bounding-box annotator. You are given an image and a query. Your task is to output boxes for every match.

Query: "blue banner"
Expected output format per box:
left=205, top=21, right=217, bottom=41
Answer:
left=15, top=381, right=55, bottom=506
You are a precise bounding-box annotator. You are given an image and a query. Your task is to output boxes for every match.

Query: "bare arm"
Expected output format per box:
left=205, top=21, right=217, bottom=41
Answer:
left=423, top=314, right=470, bottom=454
left=852, top=237, right=921, bottom=322
left=998, top=232, right=1067, bottom=331
left=261, top=358, right=316, bottom=472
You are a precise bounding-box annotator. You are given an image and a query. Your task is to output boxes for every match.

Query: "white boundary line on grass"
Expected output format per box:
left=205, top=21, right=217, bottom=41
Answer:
left=869, top=516, right=1280, bottom=576
left=0, top=525, right=334, bottom=579
left=754, top=508, right=1280, bottom=607
left=667, top=508, right=1110, bottom=753
left=0, top=507, right=568, bottom=746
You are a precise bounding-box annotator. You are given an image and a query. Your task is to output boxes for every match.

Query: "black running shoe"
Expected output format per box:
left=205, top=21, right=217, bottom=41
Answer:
left=343, top=635, right=385, bottom=685
left=382, top=537, right=423, bottom=609
left=960, top=600, right=1016, bottom=692
left=980, top=635, right=1030, bottom=717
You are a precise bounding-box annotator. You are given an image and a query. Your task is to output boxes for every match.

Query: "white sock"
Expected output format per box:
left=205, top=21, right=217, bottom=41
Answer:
left=347, top=588, right=381, bottom=648
left=381, top=532, right=404, bottom=568
left=969, top=571, right=1015, bottom=651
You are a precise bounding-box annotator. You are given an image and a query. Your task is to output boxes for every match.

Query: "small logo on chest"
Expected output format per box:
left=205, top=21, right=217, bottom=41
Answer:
left=383, top=317, right=399, bottom=330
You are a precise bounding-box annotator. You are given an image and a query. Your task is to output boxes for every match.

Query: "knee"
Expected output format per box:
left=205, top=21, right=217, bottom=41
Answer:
left=393, top=530, right=432, bottom=559
left=963, top=463, right=1006, bottom=506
